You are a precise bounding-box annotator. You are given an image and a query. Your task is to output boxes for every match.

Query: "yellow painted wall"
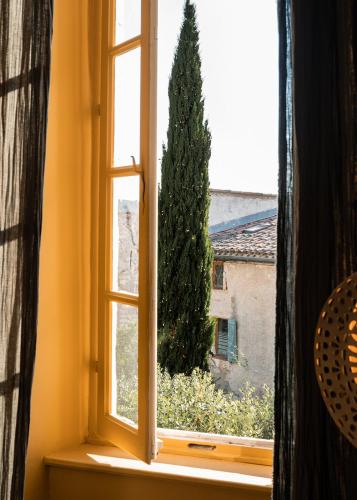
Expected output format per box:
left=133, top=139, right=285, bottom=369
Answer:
left=24, top=0, right=95, bottom=498
left=24, top=1, right=269, bottom=499
left=48, top=468, right=270, bottom=500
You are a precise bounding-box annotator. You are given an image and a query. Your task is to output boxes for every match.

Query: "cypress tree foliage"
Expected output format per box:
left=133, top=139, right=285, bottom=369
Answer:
left=158, top=0, right=213, bottom=375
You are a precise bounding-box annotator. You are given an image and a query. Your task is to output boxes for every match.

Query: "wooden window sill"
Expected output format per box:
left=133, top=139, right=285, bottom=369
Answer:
left=44, top=444, right=272, bottom=493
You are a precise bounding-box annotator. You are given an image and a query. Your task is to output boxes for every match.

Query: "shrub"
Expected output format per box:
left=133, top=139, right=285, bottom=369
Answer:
left=157, top=367, right=274, bottom=439
left=117, top=365, right=274, bottom=439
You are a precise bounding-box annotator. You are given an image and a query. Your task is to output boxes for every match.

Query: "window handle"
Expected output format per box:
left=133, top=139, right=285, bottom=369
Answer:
left=131, top=156, right=145, bottom=210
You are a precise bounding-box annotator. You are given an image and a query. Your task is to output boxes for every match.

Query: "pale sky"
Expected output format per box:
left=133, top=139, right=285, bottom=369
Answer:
left=157, top=0, right=279, bottom=194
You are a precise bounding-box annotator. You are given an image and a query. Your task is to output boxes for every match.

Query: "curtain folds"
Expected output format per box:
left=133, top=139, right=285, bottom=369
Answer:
left=0, top=2, right=53, bottom=499
left=274, top=1, right=357, bottom=499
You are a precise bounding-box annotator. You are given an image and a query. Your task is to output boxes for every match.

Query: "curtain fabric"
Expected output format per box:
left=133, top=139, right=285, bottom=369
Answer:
left=274, top=1, right=357, bottom=499
left=0, top=2, right=53, bottom=499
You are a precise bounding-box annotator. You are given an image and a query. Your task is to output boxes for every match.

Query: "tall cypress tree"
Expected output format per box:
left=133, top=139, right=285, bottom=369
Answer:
left=158, top=0, right=213, bottom=375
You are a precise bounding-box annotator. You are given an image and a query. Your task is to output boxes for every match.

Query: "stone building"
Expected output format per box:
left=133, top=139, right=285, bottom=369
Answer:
left=209, top=206, right=277, bottom=395
left=209, top=189, right=277, bottom=227
left=114, top=189, right=277, bottom=395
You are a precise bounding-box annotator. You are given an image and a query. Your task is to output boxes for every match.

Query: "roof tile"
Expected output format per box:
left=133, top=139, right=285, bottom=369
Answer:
left=210, top=215, right=277, bottom=260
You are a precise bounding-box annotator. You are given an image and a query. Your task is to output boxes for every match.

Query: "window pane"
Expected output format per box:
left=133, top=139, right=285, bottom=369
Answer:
left=111, top=302, right=138, bottom=424
left=114, top=48, right=141, bottom=167
left=112, top=176, right=139, bottom=294
left=116, top=0, right=141, bottom=45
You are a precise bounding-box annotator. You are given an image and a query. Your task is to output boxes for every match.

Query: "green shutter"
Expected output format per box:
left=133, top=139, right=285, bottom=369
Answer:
left=227, top=319, right=237, bottom=363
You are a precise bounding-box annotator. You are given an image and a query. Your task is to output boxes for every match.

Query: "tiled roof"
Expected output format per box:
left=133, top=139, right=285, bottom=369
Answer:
left=209, top=208, right=277, bottom=235
left=209, top=210, right=277, bottom=261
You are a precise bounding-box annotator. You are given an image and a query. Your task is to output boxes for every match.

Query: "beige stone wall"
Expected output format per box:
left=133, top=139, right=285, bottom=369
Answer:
left=209, top=190, right=277, bottom=227
left=209, top=261, right=276, bottom=393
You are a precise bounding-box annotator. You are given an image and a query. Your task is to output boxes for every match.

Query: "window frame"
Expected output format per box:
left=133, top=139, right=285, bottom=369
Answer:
left=92, top=0, right=273, bottom=467
left=214, top=318, right=239, bottom=363
left=212, top=261, right=225, bottom=290
left=95, top=0, right=158, bottom=464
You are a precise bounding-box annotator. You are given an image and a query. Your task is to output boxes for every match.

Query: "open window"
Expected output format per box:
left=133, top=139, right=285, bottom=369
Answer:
left=215, top=319, right=237, bottom=363
left=97, top=0, right=158, bottom=463
left=95, top=0, right=275, bottom=467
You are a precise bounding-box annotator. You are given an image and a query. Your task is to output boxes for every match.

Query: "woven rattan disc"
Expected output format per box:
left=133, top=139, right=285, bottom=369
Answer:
left=315, top=273, right=357, bottom=447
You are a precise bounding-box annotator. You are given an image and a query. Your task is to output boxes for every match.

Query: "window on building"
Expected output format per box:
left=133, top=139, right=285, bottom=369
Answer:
left=212, top=261, right=224, bottom=290
left=215, top=318, right=237, bottom=363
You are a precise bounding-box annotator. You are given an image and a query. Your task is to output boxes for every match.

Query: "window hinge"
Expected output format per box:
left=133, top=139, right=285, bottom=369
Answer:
left=95, top=104, right=101, bottom=116
left=93, top=360, right=99, bottom=373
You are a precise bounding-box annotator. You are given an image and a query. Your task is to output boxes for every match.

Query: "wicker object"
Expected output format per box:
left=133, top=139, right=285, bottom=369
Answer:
left=315, top=273, right=357, bottom=447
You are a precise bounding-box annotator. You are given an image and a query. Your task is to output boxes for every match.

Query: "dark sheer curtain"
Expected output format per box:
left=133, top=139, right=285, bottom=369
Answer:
left=274, top=1, right=357, bottom=499
left=0, top=1, right=53, bottom=499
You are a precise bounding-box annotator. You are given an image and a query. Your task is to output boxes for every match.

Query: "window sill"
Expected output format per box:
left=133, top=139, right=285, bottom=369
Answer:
left=44, top=444, right=272, bottom=493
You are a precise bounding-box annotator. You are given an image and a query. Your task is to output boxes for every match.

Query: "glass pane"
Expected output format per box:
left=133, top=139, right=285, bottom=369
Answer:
left=116, top=0, right=141, bottom=45
left=112, top=176, right=140, bottom=294
left=114, top=48, right=141, bottom=167
left=111, top=302, right=138, bottom=424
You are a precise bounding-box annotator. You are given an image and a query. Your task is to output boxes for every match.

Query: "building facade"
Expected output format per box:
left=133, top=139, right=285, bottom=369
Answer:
left=114, top=189, right=278, bottom=395
left=209, top=189, right=277, bottom=227
left=209, top=192, right=277, bottom=394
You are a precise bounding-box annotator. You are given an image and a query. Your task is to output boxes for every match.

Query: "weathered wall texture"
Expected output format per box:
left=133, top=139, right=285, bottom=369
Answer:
left=209, top=190, right=277, bottom=227
left=210, top=261, right=276, bottom=393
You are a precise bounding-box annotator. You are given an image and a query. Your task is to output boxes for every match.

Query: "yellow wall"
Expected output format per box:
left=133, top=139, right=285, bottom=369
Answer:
left=24, top=2, right=269, bottom=499
left=24, top=0, right=94, bottom=498
left=48, top=468, right=270, bottom=500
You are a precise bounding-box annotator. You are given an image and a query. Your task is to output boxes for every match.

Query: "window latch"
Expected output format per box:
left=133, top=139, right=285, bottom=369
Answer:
left=188, top=443, right=216, bottom=451
left=131, top=155, right=145, bottom=210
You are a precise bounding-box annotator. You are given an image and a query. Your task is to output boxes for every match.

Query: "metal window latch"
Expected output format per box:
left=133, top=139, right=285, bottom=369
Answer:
left=131, top=156, right=145, bottom=210
left=130, top=155, right=141, bottom=173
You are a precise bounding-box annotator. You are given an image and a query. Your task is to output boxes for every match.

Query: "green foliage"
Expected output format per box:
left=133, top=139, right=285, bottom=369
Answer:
left=116, top=373, right=138, bottom=423
left=158, top=0, right=213, bottom=375
left=117, top=363, right=274, bottom=440
left=157, top=367, right=274, bottom=439
left=115, top=319, right=138, bottom=421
